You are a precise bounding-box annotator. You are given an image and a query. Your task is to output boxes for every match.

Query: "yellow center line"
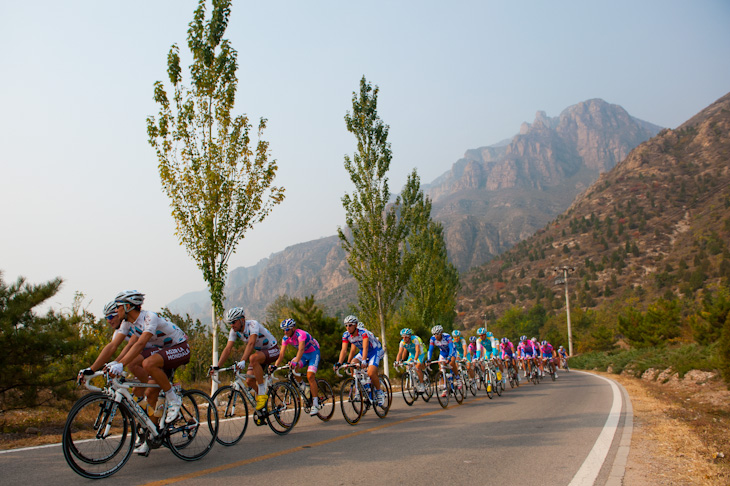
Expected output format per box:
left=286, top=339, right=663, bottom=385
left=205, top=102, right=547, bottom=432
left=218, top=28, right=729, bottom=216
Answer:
left=142, top=393, right=490, bottom=486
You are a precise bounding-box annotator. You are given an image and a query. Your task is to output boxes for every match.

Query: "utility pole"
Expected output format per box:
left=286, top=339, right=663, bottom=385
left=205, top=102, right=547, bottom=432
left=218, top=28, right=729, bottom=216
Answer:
left=482, top=313, right=488, bottom=332
left=554, top=266, right=575, bottom=355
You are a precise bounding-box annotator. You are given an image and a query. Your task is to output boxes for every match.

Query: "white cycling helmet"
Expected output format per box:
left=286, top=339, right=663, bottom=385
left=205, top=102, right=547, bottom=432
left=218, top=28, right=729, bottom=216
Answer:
left=225, top=307, right=246, bottom=324
left=344, top=315, right=359, bottom=326
left=115, top=290, right=145, bottom=307
left=103, top=300, right=118, bottom=317
left=431, top=325, right=443, bottom=335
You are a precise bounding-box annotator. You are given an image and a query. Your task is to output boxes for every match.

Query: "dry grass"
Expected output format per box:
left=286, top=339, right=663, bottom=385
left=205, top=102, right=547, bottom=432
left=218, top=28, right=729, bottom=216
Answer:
left=597, top=371, right=730, bottom=486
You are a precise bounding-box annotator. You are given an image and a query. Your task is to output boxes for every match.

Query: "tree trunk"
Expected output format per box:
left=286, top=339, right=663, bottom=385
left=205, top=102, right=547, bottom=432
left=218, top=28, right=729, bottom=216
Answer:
left=211, top=303, right=219, bottom=396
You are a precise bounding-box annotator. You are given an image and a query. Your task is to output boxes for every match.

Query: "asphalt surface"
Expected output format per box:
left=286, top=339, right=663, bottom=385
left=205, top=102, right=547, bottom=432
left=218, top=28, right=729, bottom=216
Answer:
left=0, top=371, right=629, bottom=486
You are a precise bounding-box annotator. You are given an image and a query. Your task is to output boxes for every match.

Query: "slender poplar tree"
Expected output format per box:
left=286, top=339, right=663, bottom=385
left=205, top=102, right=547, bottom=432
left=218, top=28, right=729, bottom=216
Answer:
left=338, top=76, right=425, bottom=375
left=147, top=0, right=284, bottom=391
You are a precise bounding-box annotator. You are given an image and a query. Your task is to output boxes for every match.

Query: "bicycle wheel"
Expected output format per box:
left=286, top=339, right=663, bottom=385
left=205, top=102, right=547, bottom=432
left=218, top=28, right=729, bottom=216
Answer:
left=315, top=379, right=335, bottom=421
left=167, top=389, right=218, bottom=461
left=62, top=394, right=135, bottom=479
left=380, top=374, right=393, bottom=408
left=436, top=371, right=449, bottom=408
left=211, top=385, right=249, bottom=446
left=267, top=382, right=300, bottom=435
left=493, top=372, right=502, bottom=396
left=340, top=377, right=364, bottom=425
left=453, top=376, right=465, bottom=404
left=401, top=373, right=416, bottom=406
left=373, top=377, right=391, bottom=418
left=422, top=373, right=433, bottom=402
left=484, top=372, right=494, bottom=399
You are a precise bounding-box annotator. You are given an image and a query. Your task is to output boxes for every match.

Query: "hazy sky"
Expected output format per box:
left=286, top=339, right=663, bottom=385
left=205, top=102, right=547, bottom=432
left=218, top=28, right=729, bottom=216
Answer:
left=1, top=1, right=729, bottom=316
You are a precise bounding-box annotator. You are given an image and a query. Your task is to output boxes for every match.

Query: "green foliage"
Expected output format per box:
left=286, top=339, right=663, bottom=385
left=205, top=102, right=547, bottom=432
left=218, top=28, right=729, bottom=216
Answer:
left=0, top=275, right=95, bottom=410
left=147, top=0, right=284, bottom=320
left=617, top=298, right=682, bottom=348
left=689, top=284, right=730, bottom=345
left=399, top=217, right=460, bottom=333
left=571, top=343, right=720, bottom=378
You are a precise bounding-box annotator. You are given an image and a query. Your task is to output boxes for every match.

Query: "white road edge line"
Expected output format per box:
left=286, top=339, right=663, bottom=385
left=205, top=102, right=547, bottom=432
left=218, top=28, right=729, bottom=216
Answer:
left=568, top=371, right=623, bottom=486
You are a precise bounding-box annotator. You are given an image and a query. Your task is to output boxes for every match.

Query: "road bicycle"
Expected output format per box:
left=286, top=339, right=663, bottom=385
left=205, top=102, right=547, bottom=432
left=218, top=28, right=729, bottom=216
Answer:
left=63, top=369, right=218, bottom=479
left=544, top=357, right=557, bottom=381
left=427, top=360, right=464, bottom=408
left=395, top=361, right=433, bottom=405
left=274, top=364, right=335, bottom=422
left=528, top=358, right=541, bottom=385
left=211, top=365, right=300, bottom=445
left=458, top=359, right=478, bottom=397
left=336, top=363, right=391, bottom=425
left=560, top=355, right=570, bottom=372
left=505, top=359, right=520, bottom=388
left=484, top=359, right=504, bottom=397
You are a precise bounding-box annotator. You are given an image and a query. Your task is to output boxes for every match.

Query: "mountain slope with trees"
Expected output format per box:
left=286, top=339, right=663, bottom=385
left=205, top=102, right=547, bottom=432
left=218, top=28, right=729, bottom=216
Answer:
left=455, top=92, right=730, bottom=380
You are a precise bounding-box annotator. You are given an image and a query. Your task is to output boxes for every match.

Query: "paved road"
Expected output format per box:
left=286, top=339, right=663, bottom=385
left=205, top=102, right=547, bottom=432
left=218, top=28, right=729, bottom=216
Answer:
left=0, top=371, right=630, bottom=485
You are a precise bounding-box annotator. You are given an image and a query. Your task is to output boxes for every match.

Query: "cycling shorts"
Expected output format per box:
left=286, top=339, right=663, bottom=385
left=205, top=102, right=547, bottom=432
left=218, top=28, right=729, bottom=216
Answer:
left=248, top=346, right=280, bottom=373
left=408, top=352, right=426, bottom=364
left=521, top=349, right=534, bottom=358
left=295, top=350, right=321, bottom=373
left=354, top=347, right=385, bottom=367
left=142, top=341, right=191, bottom=370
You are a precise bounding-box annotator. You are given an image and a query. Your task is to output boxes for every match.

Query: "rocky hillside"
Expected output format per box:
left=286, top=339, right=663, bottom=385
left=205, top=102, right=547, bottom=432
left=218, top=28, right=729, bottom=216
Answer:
left=168, top=99, right=662, bottom=321
left=428, top=99, right=662, bottom=271
left=456, top=92, right=730, bottom=330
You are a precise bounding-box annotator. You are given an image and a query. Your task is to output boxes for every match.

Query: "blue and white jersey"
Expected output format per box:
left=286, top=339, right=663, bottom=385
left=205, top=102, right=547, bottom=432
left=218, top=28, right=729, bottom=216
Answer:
left=428, top=333, right=454, bottom=358
left=229, top=319, right=278, bottom=350
left=114, top=321, right=134, bottom=341
left=126, top=310, right=187, bottom=349
left=342, top=327, right=382, bottom=353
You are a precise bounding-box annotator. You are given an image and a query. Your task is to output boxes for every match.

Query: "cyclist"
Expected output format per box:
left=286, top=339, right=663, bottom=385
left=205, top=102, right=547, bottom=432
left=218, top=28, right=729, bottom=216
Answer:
left=394, top=328, right=427, bottom=392
left=335, top=315, right=386, bottom=406
left=558, top=345, right=570, bottom=370
left=110, top=290, right=190, bottom=431
left=516, top=335, right=535, bottom=378
left=427, top=325, right=460, bottom=397
left=531, top=337, right=544, bottom=376
left=500, top=337, right=517, bottom=381
left=272, top=318, right=322, bottom=416
left=213, top=307, right=280, bottom=411
left=486, top=331, right=505, bottom=385
left=79, top=301, right=148, bottom=395
left=464, top=336, right=478, bottom=381
left=541, top=340, right=557, bottom=378
left=451, top=330, right=471, bottom=385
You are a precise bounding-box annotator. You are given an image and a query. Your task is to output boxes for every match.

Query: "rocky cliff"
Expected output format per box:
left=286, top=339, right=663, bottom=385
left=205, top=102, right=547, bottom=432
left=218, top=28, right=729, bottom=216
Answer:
left=168, top=99, right=661, bottom=321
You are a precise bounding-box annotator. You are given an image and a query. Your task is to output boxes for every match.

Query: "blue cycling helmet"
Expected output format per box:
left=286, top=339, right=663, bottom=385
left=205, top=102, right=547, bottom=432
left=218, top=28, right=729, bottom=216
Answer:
left=520, top=335, right=527, bottom=342
left=477, top=327, right=486, bottom=335
left=469, top=336, right=477, bottom=343
left=486, top=331, right=493, bottom=338
left=400, top=328, right=412, bottom=337
left=541, top=340, right=548, bottom=346
left=280, top=318, right=296, bottom=330
left=452, top=330, right=461, bottom=337
left=502, top=337, right=509, bottom=344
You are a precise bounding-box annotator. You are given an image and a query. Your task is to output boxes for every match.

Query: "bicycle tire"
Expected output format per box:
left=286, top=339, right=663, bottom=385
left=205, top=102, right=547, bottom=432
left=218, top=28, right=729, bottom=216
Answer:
left=401, top=373, right=416, bottom=406
left=266, top=382, right=299, bottom=435
left=468, top=374, right=478, bottom=397
left=493, top=372, right=502, bottom=396
left=422, top=373, right=433, bottom=402
left=436, top=371, right=449, bottom=408
left=315, top=379, right=335, bottom=421
left=167, top=389, right=218, bottom=461
left=453, top=378, right=465, bottom=404
left=62, top=394, right=135, bottom=479
left=485, top=371, right=495, bottom=398
left=340, top=377, right=364, bottom=425
left=211, top=385, right=249, bottom=446
left=380, top=374, right=393, bottom=408
left=373, top=376, right=390, bottom=418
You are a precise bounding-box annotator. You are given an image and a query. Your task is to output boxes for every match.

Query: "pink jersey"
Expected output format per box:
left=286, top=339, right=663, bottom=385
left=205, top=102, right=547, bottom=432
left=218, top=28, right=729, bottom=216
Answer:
left=282, top=329, right=319, bottom=353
